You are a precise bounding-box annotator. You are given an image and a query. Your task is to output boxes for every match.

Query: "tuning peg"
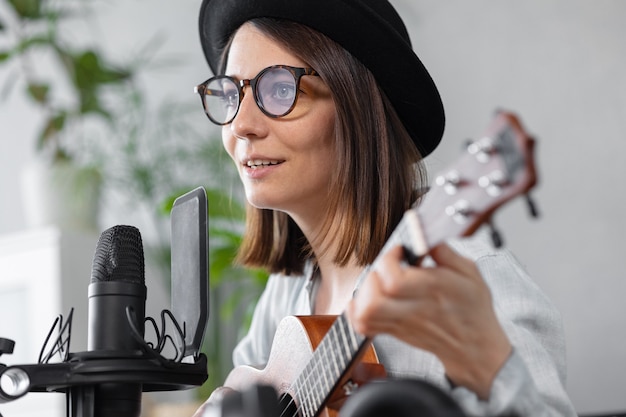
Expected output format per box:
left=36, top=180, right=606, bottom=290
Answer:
left=445, top=199, right=472, bottom=224
left=525, top=194, right=539, bottom=218
left=467, top=137, right=497, bottom=163
left=478, top=170, right=508, bottom=197
left=435, top=170, right=463, bottom=195
left=488, top=221, right=504, bottom=248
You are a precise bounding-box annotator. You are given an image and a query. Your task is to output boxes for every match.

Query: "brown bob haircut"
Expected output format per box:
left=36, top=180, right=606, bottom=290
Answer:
left=223, top=18, right=428, bottom=275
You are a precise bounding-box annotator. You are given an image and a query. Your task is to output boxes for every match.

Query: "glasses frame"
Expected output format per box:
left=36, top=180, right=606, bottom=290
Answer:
left=194, top=65, right=319, bottom=126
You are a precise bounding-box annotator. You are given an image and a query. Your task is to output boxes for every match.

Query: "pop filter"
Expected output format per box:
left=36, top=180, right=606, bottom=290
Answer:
left=170, top=187, right=209, bottom=358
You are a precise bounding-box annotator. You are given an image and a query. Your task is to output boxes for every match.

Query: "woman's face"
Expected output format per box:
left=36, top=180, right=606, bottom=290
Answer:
left=222, top=23, right=337, bottom=226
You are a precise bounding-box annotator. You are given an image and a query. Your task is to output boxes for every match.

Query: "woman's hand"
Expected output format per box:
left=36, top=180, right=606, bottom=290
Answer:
left=346, top=244, right=512, bottom=399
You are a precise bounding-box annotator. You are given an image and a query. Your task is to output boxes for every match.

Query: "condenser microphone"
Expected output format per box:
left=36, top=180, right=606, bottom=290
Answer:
left=0, top=198, right=209, bottom=414
left=87, top=225, right=147, bottom=417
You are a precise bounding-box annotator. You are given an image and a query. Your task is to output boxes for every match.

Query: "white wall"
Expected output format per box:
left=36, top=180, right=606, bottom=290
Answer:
left=1, top=0, right=624, bottom=415
left=394, top=1, right=626, bottom=414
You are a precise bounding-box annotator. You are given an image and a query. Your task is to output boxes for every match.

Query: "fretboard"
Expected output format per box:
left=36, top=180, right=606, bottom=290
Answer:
left=290, top=313, right=367, bottom=417
left=281, top=110, right=538, bottom=417
left=289, top=208, right=429, bottom=417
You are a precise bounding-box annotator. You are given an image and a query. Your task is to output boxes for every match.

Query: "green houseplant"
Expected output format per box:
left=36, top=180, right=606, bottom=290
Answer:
left=1, top=0, right=269, bottom=398
left=0, top=0, right=132, bottom=161
left=0, top=0, right=134, bottom=230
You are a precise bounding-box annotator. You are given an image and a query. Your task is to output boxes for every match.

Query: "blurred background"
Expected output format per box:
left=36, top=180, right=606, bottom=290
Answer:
left=0, top=0, right=624, bottom=416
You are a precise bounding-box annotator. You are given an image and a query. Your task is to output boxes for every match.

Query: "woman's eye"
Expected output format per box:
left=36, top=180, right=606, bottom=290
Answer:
left=271, top=83, right=296, bottom=101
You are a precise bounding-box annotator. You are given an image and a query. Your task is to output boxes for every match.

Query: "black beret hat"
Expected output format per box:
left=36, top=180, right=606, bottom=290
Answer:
left=198, top=0, right=445, bottom=157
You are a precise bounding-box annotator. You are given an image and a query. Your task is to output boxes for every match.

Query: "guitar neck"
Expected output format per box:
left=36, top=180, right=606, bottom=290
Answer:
left=292, top=213, right=428, bottom=417
left=291, top=313, right=370, bottom=417
left=289, top=110, right=537, bottom=417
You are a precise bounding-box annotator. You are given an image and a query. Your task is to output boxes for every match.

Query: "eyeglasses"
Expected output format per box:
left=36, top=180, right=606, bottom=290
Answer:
left=194, top=65, right=319, bottom=125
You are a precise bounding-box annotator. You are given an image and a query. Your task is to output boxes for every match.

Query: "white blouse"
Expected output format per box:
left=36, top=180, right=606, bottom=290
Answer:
left=232, top=231, right=577, bottom=416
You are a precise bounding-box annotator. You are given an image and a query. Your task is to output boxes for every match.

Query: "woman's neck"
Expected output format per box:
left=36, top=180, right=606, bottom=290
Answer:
left=313, top=255, right=364, bottom=315
left=291, top=211, right=364, bottom=314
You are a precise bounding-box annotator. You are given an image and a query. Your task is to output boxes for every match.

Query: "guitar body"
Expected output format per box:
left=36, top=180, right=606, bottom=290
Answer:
left=224, top=315, right=386, bottom=417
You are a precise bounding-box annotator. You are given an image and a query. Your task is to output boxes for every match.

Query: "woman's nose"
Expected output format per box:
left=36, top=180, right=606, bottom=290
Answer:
left=230, top=87, right=268, bottom=139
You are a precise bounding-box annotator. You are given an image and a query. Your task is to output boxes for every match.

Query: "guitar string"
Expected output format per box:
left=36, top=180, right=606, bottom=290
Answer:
left=281, top=224, right=412, bottom=417
left=281, top=220, right=414, bottom=417
left=289, top=333, right=347, bottom=417
left=279, top=320, right=341, bottom=417
left=282, top=324, right=346, bottom=417
left=281, top=314, right=363, bottom=417
left=283, top=131, right=518, bottom=415
left=277, top=122, right=522, bottom=415
left=277, top=224, right=415, bottom=417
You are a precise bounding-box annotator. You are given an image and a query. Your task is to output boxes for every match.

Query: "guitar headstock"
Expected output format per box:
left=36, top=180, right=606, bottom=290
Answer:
left=417, top=110, right=538, bottom=250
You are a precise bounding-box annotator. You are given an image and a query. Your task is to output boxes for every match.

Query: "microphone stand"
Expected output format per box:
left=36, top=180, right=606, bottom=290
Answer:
left=0, top=309, right=208, bottom=417
left=3, top=355, right=208, bottom=417
left=2, top=188, right=210, bottom=417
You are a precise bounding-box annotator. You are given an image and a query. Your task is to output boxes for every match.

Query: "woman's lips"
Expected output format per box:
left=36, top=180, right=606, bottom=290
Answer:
left=242, top=158, right=285, bottom=178
left=246, top=159, right=281, bottom=168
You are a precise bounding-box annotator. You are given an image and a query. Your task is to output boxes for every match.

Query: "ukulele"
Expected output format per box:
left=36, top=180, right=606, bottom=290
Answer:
left=222, top=110, right=538, bottom=417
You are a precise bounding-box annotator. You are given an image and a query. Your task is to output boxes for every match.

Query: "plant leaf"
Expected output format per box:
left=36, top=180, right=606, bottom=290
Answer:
left=17, top=35, right=51, bottom=53
left=209, top=227, right=242, bottom=245
left=8, top=0, right=42, bottom=19
left=74, top=50, right=131, bottom=87
left=26, top=82, right=49, bottom=103
left=159, top=187, right=245, bottom=220
left=209, top=246, right=239, bottom=286
left=206, top=188, right=245, bottom=220
left=36, top=112, right=66, bottom=150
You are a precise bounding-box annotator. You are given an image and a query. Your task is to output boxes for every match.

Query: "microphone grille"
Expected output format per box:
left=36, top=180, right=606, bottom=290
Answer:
left=91, top=225, right=145, bottom=284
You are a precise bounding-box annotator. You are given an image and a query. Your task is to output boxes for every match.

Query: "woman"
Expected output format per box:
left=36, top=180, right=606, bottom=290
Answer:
left=193, top=0, right=576, bottom=416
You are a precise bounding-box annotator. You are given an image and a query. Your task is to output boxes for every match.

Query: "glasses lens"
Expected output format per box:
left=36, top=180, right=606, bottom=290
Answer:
left=256, top=67, right=298, bottom=117
left=204, top=77, right=239, bottom=124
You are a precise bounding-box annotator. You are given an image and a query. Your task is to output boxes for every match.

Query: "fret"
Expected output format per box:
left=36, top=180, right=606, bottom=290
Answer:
left=308, top=363, right=323, bottom=413
left=318, top=342, right=332, bottom=393
left=279, top=111, right=537, bottom=417
left=337, top=316, right=352, bottom=352
left=302, top=387, right=314, bottom=417
left=346, top=319, right=363, bottom=351
left=340, top=314, right=362, bottom=351
left=344, top=321, right=358, bottom=351
left=327, top=337, right=341, bottom=381
left=337, top=317, right=352, bottom=362
left=307, top=366, right=322, bottom=414
left=294, top=377, right=308, bottom=417
left=302, top=398, right=312, bottom=417
left=302, top=363, right=318, bottom=417
left=329, top=325, right=347, bottom=370
left=305, top=354, right=325, bottom=412
left=291, top=315, right=371, bottom=416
